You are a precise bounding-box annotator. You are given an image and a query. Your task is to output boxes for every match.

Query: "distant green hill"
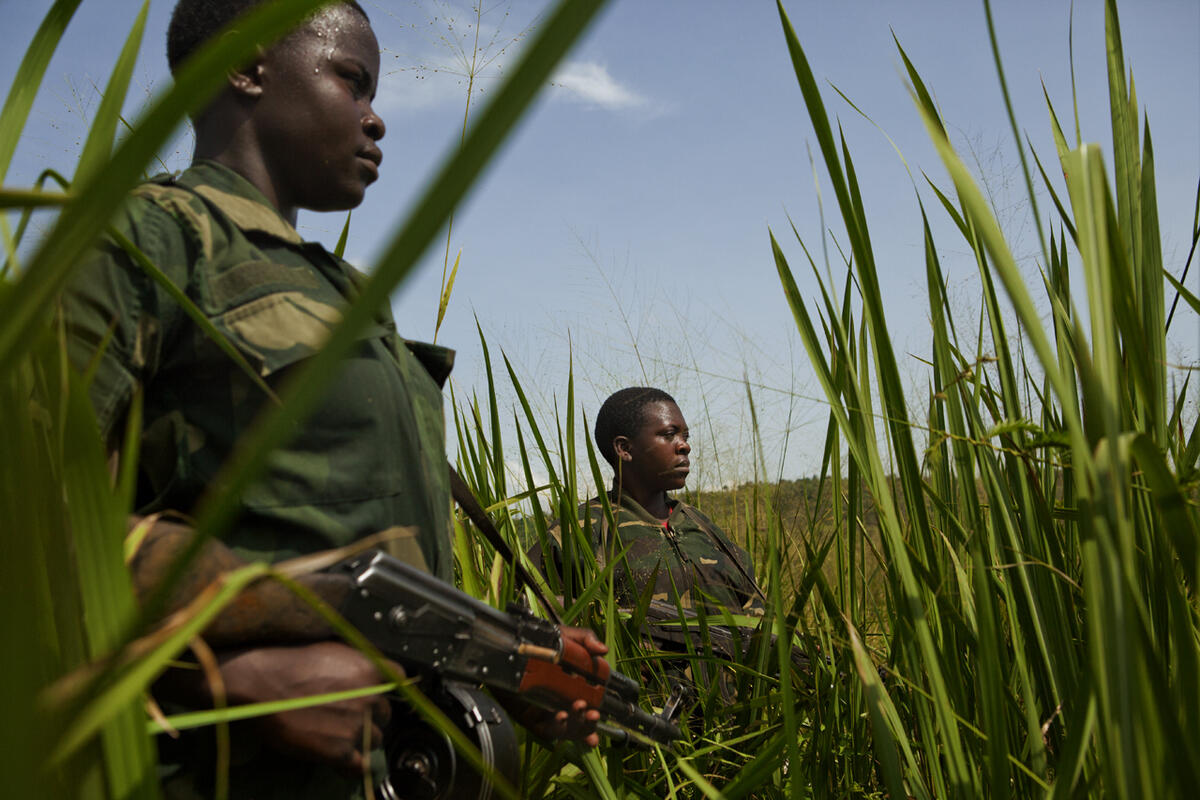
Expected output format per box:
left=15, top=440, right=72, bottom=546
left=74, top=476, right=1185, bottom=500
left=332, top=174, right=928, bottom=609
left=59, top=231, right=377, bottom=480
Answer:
left=684, top=478, right=886, bottom=612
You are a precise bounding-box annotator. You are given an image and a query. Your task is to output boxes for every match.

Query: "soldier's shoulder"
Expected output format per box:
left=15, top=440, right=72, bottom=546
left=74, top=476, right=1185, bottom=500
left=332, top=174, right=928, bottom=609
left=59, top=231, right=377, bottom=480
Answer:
left=116, top=174, right=224, bottom=264
left=675, top=500, right=724, bottom=531
left=676, top=503, right=746, bottom=555
left=128, top=173, right=208, bottom=220
left=574, top=496, right=612, bottom=523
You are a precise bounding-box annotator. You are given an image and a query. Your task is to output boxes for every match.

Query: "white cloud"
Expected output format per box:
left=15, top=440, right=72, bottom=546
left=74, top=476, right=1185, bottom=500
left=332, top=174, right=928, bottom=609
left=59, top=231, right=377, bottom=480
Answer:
left=549, top=61, right=647, bottom=110
left=370, top=56, right=650, bottom=116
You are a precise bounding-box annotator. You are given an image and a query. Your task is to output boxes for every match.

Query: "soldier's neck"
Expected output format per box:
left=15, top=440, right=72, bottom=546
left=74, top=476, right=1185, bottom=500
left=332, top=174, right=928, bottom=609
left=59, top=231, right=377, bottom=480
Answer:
left=192, top=133, right=299, bottom=227
left=613, top=482, right=672, bottom=522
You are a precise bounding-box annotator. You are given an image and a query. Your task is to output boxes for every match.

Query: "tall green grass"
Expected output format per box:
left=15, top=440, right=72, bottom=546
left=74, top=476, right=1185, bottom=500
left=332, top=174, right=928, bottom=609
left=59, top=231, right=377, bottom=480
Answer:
left=452, top=1, right=1200, bottom=797
left=764, top=0, right=1200, bottom=796
left=3, top=0, right=1197, bottom=797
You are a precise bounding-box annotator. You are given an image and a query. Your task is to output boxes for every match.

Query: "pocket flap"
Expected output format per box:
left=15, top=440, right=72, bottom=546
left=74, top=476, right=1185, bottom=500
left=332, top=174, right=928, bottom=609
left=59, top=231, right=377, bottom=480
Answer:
left=218, top=290, right=388, bottom=377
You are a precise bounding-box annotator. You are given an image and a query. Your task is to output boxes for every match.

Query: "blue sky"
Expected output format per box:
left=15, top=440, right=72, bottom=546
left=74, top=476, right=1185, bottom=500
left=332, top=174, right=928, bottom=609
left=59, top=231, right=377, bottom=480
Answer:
left=5, top=0, right=1199, bottom=488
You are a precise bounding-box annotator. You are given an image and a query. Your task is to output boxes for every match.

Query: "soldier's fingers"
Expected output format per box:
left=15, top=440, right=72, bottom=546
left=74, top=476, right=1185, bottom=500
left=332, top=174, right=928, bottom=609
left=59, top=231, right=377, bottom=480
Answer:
left=565, top=625, right=607, bottom=655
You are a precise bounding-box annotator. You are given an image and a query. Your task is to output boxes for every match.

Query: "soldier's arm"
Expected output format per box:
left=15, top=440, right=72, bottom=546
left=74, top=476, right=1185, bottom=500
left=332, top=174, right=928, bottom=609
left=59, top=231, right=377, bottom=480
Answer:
left=62, top=198, right=190, bottom=448
left=129, top=515, right=354, bottom=642
left=64, top=198, right=399, bottom=772
left=133, top=515, right=397, bottom=774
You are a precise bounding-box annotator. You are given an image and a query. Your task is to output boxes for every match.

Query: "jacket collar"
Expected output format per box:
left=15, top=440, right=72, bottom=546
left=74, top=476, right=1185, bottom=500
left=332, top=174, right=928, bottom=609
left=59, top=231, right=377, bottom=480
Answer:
left=178, top=160, right=303, bottom=245
left=604, top=489, right=679, bottom=525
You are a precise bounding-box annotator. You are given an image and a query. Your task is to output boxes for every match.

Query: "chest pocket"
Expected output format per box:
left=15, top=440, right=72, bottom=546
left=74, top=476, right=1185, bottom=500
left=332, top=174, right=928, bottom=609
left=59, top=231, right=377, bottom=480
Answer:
left=131, top=178, right=453, bottom=570
left=184, top=276, right=447, bottom=569
left=211, top=293, right=409, bottom=510
left=192, top=240, right=419, bottom=510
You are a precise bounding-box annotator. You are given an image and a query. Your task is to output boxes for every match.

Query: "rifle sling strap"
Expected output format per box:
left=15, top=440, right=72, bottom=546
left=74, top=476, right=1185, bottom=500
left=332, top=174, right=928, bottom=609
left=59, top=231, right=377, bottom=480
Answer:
left=448, top=464, right=563, bottom=626
left=676, top=503, right=768, bottom=607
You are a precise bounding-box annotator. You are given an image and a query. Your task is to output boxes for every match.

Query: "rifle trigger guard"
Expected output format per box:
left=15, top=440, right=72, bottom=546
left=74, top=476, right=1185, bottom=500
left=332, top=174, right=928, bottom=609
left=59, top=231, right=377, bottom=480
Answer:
left=661, top=682, right=693, bottom=724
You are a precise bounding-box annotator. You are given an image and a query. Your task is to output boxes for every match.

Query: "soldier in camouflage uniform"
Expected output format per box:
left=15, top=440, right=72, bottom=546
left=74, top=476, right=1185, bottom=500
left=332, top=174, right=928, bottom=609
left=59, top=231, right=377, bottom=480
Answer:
left=65, top=157, right=455, bottom=577
left=544, top=387, right=763, bottom=615
left=63, top=1, right=604, bottom=796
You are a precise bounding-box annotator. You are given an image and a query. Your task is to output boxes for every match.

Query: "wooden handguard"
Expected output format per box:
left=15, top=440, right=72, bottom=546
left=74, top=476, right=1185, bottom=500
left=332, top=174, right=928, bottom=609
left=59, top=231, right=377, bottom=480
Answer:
left=518, top=636, right=610, bottom=708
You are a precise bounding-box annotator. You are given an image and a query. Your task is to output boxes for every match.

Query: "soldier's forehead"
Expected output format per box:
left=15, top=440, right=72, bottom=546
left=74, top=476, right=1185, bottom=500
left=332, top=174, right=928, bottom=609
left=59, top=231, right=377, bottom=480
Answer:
left=642, top=401, right=684, bottom=424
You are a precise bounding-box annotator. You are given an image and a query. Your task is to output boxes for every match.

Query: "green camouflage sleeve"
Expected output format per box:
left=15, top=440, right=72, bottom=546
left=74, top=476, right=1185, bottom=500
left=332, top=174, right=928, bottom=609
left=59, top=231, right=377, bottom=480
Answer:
left=62, top=193, right=194, bottom=445
left=527, top=498, right=616, bottom=598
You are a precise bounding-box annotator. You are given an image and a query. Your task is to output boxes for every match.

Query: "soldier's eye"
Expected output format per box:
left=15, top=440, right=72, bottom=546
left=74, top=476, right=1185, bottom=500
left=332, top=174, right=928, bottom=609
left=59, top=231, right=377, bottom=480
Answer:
left=338, top=65, right=372, bottom=98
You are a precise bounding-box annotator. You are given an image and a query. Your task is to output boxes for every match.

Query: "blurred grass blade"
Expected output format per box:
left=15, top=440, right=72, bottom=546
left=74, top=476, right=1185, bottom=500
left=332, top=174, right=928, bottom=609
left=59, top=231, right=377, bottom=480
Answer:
left=74, top=0, right=149, bottom=187
left=151, top=682, right=397, bottom=733
left=332, top=211, right=352, bottom=258
left=46, top=561, right=272, bottom=766
left=0, top=187, right=71, bottom=208
left=848, top=622, right=930, bottom=800
left=1130, top=434, right=1200, bottom=587
left=59, top=350, right=157, bottom=798
left=914, top=87, right=1087, bottom=455
left=435, top=248, right=461, bottom=342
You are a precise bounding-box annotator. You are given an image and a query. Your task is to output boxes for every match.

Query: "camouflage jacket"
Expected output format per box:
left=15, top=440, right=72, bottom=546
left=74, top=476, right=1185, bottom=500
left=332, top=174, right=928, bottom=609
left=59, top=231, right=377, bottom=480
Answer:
left=548, top=491, right=763, bottom=615
left=63, top=160, right=453, bottom=580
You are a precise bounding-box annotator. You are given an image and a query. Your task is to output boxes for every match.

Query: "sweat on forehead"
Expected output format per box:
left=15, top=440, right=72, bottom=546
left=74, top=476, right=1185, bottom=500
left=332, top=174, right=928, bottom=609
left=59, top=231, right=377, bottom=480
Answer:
left=167, top=0, right=370, bottom=75
left=594, top=387, right=678, bottom=467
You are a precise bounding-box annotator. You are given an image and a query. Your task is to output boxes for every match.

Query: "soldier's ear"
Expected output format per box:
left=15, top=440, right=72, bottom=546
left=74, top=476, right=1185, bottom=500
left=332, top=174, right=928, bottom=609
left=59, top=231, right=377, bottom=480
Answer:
left=227, top=47, right=267, bottom=98
left=613, top=435, right=634, bottom=463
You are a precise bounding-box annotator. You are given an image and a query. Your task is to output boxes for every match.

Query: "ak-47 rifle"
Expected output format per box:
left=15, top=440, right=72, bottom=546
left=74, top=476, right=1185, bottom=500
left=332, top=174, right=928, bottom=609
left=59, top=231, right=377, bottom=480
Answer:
left=630, top=600, right=819, bottom=700
left=134, top=512, right=681, bottom=800
left=329, top=550, right=681, bottom=799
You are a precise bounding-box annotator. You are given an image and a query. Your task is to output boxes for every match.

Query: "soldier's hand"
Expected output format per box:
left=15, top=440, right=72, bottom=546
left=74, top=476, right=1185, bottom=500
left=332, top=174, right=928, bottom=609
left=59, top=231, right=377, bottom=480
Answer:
left=500, top=626, right=607, bottom=747
left=216, top=641, right=397, bottom=774
left=561, top=625, right=608, bottom=659
left=504, top=693, right=603, bottom=747
left=556, top=626, right=607, bottom=746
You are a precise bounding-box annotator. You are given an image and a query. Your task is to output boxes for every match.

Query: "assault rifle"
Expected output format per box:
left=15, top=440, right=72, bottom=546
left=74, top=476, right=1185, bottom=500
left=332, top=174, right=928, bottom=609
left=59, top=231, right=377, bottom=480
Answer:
left=136, top=516, right=682, bottom=800
left=625, top=600, right=821, bottom=708
left=329, top=550, right=682, bottom=799
left=635, top=600, right=814, bottom=676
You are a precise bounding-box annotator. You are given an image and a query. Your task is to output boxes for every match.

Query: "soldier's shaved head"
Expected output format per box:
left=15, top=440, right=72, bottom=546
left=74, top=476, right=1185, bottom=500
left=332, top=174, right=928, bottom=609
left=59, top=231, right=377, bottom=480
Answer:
left=594, top=387, right=677, bottom=467
left=167, top=0, right=369, bottom=75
